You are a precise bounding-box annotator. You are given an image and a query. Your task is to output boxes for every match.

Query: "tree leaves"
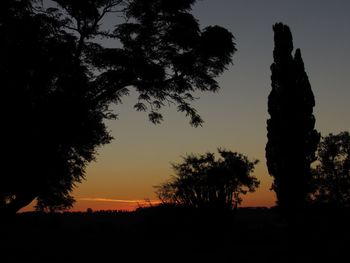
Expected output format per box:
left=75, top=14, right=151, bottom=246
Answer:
left=310, top=132, right=350, bottom=207
left=266, top=23, right=320, bottom=212
left=155, top=149, right=259, bottom=210
left=0, top=0, right=235, bottom=213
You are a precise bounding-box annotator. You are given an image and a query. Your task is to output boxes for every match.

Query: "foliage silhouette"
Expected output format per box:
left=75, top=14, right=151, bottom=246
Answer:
left=155, top=149, right=259, bottom=211
left=0, top=0, right=236, bottom=215
left=266, top=23, right=320, bottom=212
left=310, top=132, right=350, bottom=208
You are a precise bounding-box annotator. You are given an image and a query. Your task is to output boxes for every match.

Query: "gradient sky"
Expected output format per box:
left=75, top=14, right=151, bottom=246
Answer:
left=25, top=0, right=350, bottom=211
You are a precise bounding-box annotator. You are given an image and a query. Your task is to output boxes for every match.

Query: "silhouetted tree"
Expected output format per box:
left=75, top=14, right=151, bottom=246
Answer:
left=266, top=23, right=320, bottom=212
left=155, top=149, right=259, bottom=211
left=0, top=0, right=236, bottom=215
left=310, top=132, right=350, bottom=207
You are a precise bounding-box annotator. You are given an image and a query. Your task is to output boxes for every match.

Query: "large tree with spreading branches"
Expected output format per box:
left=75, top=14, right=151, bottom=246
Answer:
left=0, top=0, right=236, bottom=215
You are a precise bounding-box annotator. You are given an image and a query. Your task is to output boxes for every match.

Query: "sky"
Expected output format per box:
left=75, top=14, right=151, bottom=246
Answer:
left=23, top=0, right=350, bottom=212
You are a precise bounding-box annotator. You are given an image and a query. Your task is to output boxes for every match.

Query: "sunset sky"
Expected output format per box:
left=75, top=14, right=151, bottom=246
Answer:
left=23, top=0, right=350, bottom=212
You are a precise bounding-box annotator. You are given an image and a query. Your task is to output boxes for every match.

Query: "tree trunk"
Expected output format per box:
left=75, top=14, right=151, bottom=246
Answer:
left=0, top=193, right=36, bottom=221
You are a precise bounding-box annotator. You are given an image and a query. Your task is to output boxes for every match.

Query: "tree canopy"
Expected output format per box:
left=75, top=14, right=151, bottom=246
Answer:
left=155, top=149, right=259, bottom=211
left=310, top=132, right=350, bottom=208
left=266, top=23, right=320, bottom=212
left=0, top=0, right=236, bottom=214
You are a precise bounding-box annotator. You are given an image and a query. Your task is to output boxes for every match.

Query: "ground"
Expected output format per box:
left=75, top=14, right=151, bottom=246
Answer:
left=1, top=206, right=349, bottom=262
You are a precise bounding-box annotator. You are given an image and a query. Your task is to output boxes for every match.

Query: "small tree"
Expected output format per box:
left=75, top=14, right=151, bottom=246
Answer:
left=266, top=23, right=320, bottom=212
left=310, top=132, right=350, bottom=208
left=155, top=149, right=259, bottom=211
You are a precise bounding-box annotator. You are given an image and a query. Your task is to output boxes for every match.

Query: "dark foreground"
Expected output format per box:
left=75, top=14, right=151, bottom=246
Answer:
left=1, top=206, right=349, bottom=263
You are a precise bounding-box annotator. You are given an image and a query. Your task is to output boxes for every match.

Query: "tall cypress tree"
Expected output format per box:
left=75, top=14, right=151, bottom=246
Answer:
left=266, top=23, right=320, bottom=212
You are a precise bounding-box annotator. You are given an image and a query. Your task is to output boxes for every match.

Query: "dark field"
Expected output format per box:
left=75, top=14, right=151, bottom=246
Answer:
left=1, top=207, right=349, bottom=263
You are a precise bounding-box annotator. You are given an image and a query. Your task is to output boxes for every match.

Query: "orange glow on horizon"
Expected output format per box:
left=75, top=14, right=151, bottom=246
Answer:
left=20, top=193, right=275, bottom=213
left=78, top=197, right=160, bottom=204
left=19, top=198, right=162, bottom=213
left=73, top=198, right=162, bottom=211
